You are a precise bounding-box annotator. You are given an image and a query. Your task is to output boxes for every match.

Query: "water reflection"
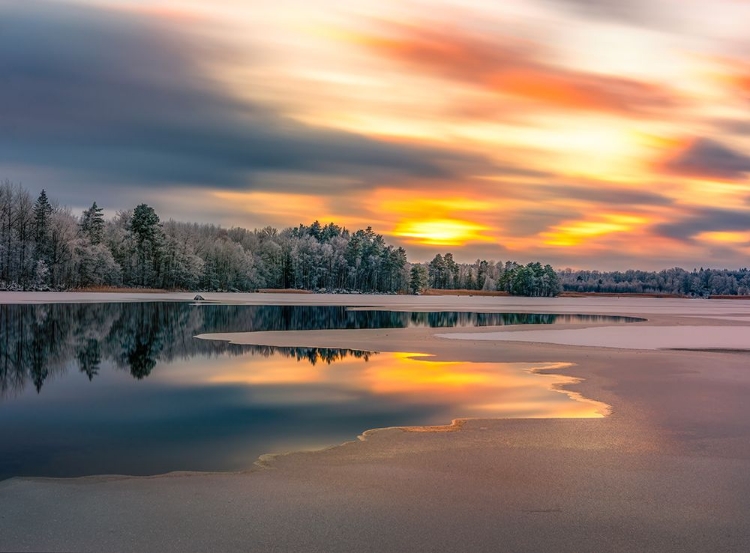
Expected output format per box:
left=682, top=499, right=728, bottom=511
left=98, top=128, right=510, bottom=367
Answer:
left=0, top=349, right=605, bottom=480
left=0, top=302, right=620, bottom=479
left=0, top=303, right=637, bottom=397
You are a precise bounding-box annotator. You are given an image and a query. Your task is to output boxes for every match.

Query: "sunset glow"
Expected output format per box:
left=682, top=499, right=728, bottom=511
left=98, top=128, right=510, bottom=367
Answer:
left=202, top=351, right=607, bottom=419
left=542, top=214, right=650, bottom=247
left=393, top=219, right=493, bottom=246
left=2, top=0, right=750, bottom=268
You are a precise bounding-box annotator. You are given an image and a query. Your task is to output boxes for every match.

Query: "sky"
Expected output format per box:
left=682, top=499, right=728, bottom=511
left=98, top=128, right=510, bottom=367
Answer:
left=1, top=0, right=750, bottom=269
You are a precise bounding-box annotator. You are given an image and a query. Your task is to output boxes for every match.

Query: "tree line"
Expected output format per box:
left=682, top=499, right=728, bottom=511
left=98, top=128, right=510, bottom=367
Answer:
left=0, top=182, right=408, bottom=293
left=412, top=254, right=561, bottom=297
left=3, top=182, right=748, bottom=297
left=559, top=267, right=750, bottom=297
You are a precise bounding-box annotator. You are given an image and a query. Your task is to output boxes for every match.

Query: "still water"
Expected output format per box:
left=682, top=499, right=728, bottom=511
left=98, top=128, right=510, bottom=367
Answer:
left=0, top=303, right=632, bottom=479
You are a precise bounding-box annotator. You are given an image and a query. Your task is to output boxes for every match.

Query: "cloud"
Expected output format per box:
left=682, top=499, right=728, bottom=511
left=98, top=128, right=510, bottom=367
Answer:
left=504, top=209, right=581, bottom=237
left=0, top=2, right=497, bottom=197
left=716, top=120, right=750, bottom=136
left=356, top=24, right=677, bottom=116
left=655, top=207, right=750, bottom=241
left=707, top=56, right=750, bottom=100
left=661, top=138, right=750, bottom=180
left=737, top=73, right=750, bottom=96
left=534, top=183, right=674, bottom=206
left=539, top=0, right=662, bottom=27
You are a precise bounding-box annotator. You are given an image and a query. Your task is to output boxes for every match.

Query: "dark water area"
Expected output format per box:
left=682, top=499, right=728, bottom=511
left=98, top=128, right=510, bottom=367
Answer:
left=0, top=303, right=633, bottom=479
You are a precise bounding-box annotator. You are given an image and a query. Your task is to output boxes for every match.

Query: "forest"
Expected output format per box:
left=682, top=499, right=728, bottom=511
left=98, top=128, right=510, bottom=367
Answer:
left=1, top=181, right=748, bottom=296
left=559, top=267, right=750, bottom=296
left=419, top=254, right=561, bottom=297
left=0, top=181, right=409, bottom=293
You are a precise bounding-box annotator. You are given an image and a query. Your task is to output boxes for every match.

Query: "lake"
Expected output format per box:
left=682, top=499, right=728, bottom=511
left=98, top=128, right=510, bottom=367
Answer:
left=0, top=302, right=635, bottom=479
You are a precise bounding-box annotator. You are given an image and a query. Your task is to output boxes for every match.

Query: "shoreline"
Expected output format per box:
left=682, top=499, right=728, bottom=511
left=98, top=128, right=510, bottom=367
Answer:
left=2, top=294, right=750, bottom=551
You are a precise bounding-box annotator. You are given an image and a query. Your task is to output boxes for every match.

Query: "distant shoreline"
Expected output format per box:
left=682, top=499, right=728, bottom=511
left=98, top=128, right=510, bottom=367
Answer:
left=45, top=287, right=750, bottom=300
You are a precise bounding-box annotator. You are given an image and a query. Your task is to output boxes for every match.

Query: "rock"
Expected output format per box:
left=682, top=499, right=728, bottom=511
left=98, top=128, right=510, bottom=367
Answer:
left=194, top=295, right=205, bottom=301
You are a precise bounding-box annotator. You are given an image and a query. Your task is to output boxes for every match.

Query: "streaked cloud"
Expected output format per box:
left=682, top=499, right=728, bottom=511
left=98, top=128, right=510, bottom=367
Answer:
left=541, top=213, right=651, bottom=247
left=351, top=23, right=679, bottom=115
left=538, top=0, right=668, bottom=27
left=532, top=183, right=674, bottom=207
left=0, top=2, right=496, bottom=193
left=655, top=207, right=750, bottom=242
left=2, top=0, right=750, bottom=270
left=717, top=120, right=750, bottom=136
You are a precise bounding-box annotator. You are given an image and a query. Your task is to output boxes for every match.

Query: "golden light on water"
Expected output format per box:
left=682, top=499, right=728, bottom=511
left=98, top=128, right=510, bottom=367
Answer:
left=203, top=351, right=608, bottom=419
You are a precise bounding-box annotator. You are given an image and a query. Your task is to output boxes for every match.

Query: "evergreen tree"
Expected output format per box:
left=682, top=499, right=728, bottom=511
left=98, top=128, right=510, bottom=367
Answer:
left=80, top=202, right=105, bottom=245
left=32, top=189, right=54, bottom=286
left=443, top=253, right=458, bottom=289
left=409, top=265, right=428, bottom=294
left=33, top=189, right=53, bottom=244
left=128, top=204, right=162, bottom=287
left=428, top=254, right=446, bottom=288
left=498, top=262, right=560, bottom=297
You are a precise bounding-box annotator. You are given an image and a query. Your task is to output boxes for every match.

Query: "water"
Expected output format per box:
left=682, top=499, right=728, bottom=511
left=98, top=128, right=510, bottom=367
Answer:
left=0, top=303, right=631, bottom=479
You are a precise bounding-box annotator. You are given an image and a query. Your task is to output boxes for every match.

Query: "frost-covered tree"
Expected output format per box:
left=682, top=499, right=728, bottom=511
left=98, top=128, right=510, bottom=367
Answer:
left=80, top=202, right=105, bottom=245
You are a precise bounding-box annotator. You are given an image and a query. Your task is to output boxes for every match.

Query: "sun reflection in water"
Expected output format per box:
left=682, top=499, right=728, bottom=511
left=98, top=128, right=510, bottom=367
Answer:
left=206, top=351, right=608, bottom=420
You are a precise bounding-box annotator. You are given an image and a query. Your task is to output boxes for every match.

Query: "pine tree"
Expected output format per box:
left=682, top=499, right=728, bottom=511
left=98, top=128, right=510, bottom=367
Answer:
left=129, top=204, right=162, bottom=287
left=33, top=189, right=53, bottom=244
left=32, top=189, right=54, bottom=286
left=409, top=265, right=428, bottom=294
left=80, top=202, right=105, bottom=245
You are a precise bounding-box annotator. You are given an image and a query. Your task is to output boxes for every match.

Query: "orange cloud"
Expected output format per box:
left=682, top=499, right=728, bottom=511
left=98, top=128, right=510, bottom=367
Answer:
left=732, top=71, right=750, bottom=96
left=695, top=231, right=750, bottom=246
left=541, top=213, right=650, bottom=247
left=707, top=55, right=750, bottom=98
left=352, top=24, right=677, bottom=116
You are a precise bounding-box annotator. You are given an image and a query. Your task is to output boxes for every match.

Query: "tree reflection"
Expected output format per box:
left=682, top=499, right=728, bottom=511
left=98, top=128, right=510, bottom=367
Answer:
left=0, top=303, right=384, bottom=396
left=0, top=303, right=638, bottom=396
left=76, top=339, right=101, bottom=381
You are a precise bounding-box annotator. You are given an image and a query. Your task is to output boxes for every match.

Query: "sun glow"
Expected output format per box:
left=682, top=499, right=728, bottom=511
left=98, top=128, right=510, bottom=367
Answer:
left=696, top=231, right=750, bottom=245
left=392, top=219, right=493, bottom=246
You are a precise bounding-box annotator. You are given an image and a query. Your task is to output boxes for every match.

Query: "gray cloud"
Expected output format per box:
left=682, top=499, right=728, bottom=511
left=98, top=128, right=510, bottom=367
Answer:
left=665, top=138, right=750, bottom=180
left=655, top=207, right=750, bottom=241
left=0, top=2, right=498, bottom=199
left=502, top=208, right=578, bottom=236
left=663, top=138, right=750, bottom=180
left=717, top=120, right=750, bottom=136
left=536, top=183, right=673, bottom=207
left=540, top=0, right=665, bottom=27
